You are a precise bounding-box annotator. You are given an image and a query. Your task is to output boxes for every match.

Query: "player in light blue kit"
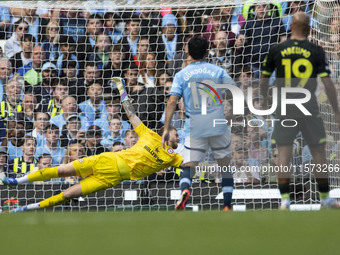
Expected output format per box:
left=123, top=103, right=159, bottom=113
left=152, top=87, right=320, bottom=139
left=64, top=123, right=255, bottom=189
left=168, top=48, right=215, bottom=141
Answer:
left=162, top=36, right=235, bottom=211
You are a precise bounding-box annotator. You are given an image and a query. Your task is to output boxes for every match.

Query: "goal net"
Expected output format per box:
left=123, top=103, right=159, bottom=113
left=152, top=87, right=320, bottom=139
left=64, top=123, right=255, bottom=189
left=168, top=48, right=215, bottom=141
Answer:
left=0, top=0, right=339, bottom=212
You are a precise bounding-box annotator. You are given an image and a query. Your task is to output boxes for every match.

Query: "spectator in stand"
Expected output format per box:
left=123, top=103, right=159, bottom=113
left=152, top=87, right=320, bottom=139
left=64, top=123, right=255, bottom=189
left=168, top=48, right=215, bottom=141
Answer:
left=138, top=52, right=157, bottom=88
left=232, top=144, right=260, bottom=183
left=87, top=32, right=112, bottom=70
left=8, top=136, right=37, bottom=178
left=41, top=21, right=60, bottom=62
left=0, top=148, right=8, bottom=179
left=60, top=115, right=86, bottom=147
left=0, top=58, right=13, bottom=103
left=43, top=78, right=68, bottom=117
left=26, top=62, right=57, bottom=106
left=31, top=111, right=50, bottom=147
left=60, top=60, right=85, bottom=101
left=246, top=123, right=269, bottom=164
left=168, top=36, right=191, bottom=77
left=56, top=35, right=78, bottom=76
left=5, top=19, right=29, bottom=58
left=0, top=76, right=24, bottom=120
left=21, top=93, right=37, bottom=123
left=93, top=96, right=130, bottom=137
left=156, top=72, right=171, bottom=88
left=22, top=8, right=49, bottom=43
left=17, top=45, right=45, bottom=86
left=112, top=141, right=126, bottom=152
left=219, top=5, right=244, bottom=35
left=208, top=31, right=235, bottom=76
left=64, top=143, right=86, bottom=164
left=83, top=125, right=108, bottom=156
left=37, top=153, right=52, bottom=170
left=62, top=143, right=87, bottom=184
left=103, top=44, right=125, bottom=80
left=10, top=33, right=34, bottom=72
left=0, top=6, right=10, bottom=39
left=123, top=63, right=165, bottom=129
left=133, top=36, right=150, bottom=68
left=119, top=14, right=141, bottom=61
left=78, top=14, right=104, bottom=62
left=139, top=8, right=160, bottom=43
left=79, top=80, right=106, bottom=125
left=236, top=4, right=286, bottom=78
left=50, top=96, right=89, bottom=135
left=237, top=65, right=253, bottom=95
left=155, top=14, right=183, bottom=67
left=202, top=10, right=236, bottom=45
left=76, top=62, right=102, bottom=103
left=101, top=115, right=124, bottom=150
left=173, top=7, right=202, bottom=36
left=124, top=129, right=139, bottom=149
left=282, top=1, right=317, bottom=37
left=35, top=124, right=66, bottom=166
left=59, top=9, right=86, bottom=43
left=1, top=117, right=26, bottom=161
left=103, top=12, right=123, bottom=44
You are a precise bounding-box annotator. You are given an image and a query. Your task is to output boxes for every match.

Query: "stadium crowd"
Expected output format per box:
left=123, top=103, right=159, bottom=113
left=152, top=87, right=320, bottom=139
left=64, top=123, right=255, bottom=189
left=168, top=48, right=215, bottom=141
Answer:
left=0, top=1, right=339, bottom=184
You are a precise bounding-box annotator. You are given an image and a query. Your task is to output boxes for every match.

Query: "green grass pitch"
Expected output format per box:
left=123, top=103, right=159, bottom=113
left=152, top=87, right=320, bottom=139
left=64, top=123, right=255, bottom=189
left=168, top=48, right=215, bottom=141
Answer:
left=0, top=210, right=339, bottom=255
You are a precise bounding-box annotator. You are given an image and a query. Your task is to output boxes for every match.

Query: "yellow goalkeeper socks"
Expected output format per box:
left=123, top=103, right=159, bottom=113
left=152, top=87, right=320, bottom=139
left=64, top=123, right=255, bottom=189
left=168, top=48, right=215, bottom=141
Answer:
left=39, top=192, right=68, bottom=209
left=27, top=167, right=59, bottom=182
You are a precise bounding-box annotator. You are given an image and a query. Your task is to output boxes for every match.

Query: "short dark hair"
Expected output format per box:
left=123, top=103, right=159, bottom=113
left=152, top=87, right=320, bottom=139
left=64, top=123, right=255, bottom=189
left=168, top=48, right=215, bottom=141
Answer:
left=87, top=14, right=104, bottom=25
left=127, top=14, right=141, bottom=24
left=62, top=60, right=77, bottom=69
left=46, top=124, right=59, bottom=132
left=38, top=153, right=52, bottom=162
left=113, top=141, right=125, bottom=147
left=59, top=35, right=75, bottom=46
left=157, top=126, right=177, bottom=136
left=188, top=36, right=208, bottom=60
left=34, top=111, right=50, bottom=121
left=22, top=33, right=35, bottom=43
left=52, top=78, right=68, bottom=88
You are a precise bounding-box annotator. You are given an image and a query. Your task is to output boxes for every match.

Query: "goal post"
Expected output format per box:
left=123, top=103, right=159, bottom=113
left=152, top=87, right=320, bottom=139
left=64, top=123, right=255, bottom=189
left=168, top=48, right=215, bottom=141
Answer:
left=0, top=0, right=338, bottom=212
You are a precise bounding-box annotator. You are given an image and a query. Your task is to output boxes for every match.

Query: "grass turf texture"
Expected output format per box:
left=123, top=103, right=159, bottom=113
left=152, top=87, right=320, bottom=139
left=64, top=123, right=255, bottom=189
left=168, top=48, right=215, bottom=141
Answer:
left=0, top=210, right=339, bottom=255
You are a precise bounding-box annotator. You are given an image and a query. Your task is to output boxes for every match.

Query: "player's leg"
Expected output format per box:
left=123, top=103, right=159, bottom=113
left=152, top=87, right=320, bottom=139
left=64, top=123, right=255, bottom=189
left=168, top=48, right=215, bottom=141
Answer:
left=210, top=134, right=233, bottom=210
left=10, top=176, right=110, bottom=213
left=1, top=163, right=76, bottom=186
left=301, top=115, right=329, bottom=192
left=176, top=137, right=207, bottom=210
left=2, top=156, right=97, bottom=186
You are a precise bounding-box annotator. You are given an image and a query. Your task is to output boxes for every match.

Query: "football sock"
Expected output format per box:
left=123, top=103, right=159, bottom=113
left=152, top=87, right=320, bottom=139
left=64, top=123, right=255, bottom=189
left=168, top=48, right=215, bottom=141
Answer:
left=179, top=167, right=191, bottom=192
left=26, top=203, right=40, bottom=211
left=16, top=176, right=29, bottom=184
left=39, top=192, right=68, bottom=209
left=279, top=182, right=290, bottom=195
left=27, top=167, right=59, bottom=182
left=222, top=177, right=234, bottom=208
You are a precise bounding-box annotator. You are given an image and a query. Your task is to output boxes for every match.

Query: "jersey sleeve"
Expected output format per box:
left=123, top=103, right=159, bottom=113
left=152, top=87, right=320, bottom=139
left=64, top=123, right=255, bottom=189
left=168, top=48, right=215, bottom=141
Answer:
left=169, top=73, right=183, bottom=98
left=317, top=46, right=331, bottom=77
left=171, top=153, right=183, bottom=168
left=262, top=47, right=276, bottom=76
left=134, top=122, right=149, bottom=137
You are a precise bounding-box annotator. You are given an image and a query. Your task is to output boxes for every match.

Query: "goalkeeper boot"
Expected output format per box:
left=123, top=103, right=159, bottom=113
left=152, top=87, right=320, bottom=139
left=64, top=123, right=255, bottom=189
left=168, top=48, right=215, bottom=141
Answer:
left=1, top=177, right=18, bottom=186
left=175, top=189, right=190, bottom=211
left=10, top=206, right=28, bottom=213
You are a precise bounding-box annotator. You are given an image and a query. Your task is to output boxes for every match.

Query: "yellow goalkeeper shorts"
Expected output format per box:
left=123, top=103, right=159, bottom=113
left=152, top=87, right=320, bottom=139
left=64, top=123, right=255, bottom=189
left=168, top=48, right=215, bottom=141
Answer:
left=72, top=152, right=127, bottom=195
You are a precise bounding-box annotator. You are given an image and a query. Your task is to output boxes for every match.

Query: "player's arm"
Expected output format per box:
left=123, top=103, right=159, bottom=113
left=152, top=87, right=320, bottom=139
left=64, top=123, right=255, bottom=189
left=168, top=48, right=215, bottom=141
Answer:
left=321, top=76, right=340, bottom=126
left=112, top=77, right=142, bottom=129
left=162, top=95, right=179, bottom=149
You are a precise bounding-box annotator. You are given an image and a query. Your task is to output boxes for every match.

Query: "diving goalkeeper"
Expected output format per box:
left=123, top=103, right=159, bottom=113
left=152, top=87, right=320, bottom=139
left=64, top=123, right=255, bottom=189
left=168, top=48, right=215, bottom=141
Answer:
left=1, top=78, right=183, bottom=213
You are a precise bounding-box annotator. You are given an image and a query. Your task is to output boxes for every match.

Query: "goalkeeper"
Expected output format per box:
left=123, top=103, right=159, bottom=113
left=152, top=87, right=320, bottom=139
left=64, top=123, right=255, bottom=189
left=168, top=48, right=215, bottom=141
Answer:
left=2, top=78, right=183, bottom=213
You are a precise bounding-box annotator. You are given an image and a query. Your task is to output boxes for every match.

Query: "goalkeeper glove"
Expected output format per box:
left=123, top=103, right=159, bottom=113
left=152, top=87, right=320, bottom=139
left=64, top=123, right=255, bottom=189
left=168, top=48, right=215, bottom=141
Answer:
left=112, top=77, right=129, bottom=102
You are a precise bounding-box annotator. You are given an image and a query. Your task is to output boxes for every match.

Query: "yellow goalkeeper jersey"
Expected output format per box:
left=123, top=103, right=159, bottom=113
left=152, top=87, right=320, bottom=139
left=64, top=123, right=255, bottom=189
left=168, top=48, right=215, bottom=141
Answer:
left=115, top=123, right=183, bottom=180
